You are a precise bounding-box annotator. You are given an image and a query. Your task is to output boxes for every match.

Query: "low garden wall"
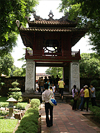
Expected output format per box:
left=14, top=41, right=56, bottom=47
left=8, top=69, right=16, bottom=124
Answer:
left=0, top=76, right=100, bottom=96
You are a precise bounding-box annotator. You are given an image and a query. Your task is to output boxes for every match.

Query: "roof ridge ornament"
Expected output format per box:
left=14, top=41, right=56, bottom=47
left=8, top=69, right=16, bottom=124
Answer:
left=33, top=11, right=42, bottom=21
left=48, top=10, right=54, bottom=20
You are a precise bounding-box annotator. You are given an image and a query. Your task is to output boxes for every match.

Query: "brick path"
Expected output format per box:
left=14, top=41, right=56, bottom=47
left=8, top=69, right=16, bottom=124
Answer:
left=40, top=103, right=100, bottom=133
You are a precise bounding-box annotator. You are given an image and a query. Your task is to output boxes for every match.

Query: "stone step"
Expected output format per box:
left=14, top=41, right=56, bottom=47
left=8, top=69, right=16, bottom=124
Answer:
left=22, top=91, right=72, bottom=103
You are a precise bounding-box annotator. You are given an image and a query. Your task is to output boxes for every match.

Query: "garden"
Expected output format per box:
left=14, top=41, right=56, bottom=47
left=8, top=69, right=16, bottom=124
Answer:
left=0, top=80, right=40, bottom=133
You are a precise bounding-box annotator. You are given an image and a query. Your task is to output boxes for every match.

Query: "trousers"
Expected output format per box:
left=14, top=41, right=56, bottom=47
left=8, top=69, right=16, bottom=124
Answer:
left=81, top=97, right=89, bottom=111
left=79, top=97, right=84, bottom=109
left=45, top=103, right=53, bottom=127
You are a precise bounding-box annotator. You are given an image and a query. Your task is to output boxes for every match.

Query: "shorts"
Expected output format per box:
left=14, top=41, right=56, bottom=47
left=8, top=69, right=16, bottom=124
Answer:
left=59, top=88, right=63, bottom=96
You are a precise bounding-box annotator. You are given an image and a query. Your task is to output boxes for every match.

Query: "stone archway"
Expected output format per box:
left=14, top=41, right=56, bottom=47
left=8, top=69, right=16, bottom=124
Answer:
left=25, top=60, right=80, bottom=94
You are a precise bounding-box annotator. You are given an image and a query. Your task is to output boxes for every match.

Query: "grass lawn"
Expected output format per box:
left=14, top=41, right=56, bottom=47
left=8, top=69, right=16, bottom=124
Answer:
left=0, top=119, right=18, bottom=133
left=0, top=96, right=28, bottom=132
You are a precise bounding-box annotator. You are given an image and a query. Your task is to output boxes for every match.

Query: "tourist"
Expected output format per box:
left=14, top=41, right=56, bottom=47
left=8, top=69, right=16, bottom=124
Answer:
left=58, top=78, right=65, bottom=101
left=52, top=83, right=56, bottom=96
left=89, top=84, right=97, bottom=106
left=46, top=79, right=50, bottom=89
left=81, top=85, right=89, bottom=111
left=44, top=76, right=47, bottom=83
left=49, top=76, right=52, bottom=84
left=51, top=75, right=55, bottom=85
left=72, top=85, right=78, bottom=110
left=79, top=86, right=84, bottom=110
left=35, top=82, right=39, bottom=92
left=55, top=75, right=59, bottom=92
left=38, top=77, right=44, bottom=94
left=42, top=83, right=54, bottom=127
left=50, top=86, right=53, bottom=91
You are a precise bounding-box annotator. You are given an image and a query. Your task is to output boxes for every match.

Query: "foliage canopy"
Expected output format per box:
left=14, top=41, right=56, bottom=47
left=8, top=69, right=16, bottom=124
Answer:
left=0, top=0, right=38, bottom=56
left=45, top=67, right=63, bottom=78
left=59, top=0, right=100, bottom=54
left=79, top=53, right=100, bottom=78
left=0, top=53, right=14, bottom=76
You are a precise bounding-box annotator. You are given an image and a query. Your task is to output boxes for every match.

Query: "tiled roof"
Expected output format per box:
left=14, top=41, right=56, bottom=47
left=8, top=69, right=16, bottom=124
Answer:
left=29, top=20, right=76, bottom=25
left=20, top=27, right=87, bottom=32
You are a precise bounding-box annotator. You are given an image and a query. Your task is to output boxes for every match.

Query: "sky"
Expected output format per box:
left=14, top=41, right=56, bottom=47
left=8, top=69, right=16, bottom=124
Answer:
left=11, top=0, right=93, bottom=73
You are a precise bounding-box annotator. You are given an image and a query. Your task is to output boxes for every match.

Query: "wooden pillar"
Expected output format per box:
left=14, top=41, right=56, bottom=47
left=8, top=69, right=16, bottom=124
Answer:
left=62, top=33, right=71, bottom=56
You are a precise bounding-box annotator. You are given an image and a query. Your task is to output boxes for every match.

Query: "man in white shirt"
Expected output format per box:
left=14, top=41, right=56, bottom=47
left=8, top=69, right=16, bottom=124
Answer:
left=42, top=83, right=54, bottom=127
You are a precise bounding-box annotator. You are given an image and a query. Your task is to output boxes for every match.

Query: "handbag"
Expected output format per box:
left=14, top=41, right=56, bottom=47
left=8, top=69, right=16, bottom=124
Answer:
left=49, top=96, right=57, bottom=106
left=74, top=93, right=79, bottom=100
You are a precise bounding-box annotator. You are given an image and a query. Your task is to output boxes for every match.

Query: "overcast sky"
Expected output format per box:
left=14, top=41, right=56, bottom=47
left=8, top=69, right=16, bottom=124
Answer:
left=11, top=0, right=93, bottom=73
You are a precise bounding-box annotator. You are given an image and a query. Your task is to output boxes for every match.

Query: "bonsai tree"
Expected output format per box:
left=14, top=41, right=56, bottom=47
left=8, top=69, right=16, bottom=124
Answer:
left=11, top=80, right=19, bottom=88
left=8, top=80, right=22, bottom=101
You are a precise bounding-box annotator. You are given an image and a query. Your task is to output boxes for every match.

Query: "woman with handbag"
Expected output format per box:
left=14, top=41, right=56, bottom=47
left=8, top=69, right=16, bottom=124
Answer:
left=72, top=85, right=78, bottom=110
left=42, top=83, right=54, bottom=127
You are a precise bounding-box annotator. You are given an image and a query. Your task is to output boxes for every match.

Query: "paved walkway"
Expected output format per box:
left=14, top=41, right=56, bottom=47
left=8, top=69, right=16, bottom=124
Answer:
left=40, top=103, right=100, bottom=133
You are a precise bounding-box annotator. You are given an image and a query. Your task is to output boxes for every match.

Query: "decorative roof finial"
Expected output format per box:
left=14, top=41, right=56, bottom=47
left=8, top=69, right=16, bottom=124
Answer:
left=48, top=10, right=54, bottom=19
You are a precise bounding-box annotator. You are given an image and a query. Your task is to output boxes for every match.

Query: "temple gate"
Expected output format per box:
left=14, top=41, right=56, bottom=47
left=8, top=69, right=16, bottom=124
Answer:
left=16, top=11, right=87, bottom=94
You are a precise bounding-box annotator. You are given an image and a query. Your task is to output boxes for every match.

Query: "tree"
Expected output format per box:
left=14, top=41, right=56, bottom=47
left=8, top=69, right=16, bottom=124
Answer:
left=16, top=47, right=33, bottom=76
left=13, top=68, right=25, bottom=76
left=0, top=0, right=38, bottom=56
left=79, top=53, right=100, bottom=78
left=45, top=67, right=63, bottom=78
left=0, top=53, right=14, bottom=76
left=59, top=0, right=100, bottom=54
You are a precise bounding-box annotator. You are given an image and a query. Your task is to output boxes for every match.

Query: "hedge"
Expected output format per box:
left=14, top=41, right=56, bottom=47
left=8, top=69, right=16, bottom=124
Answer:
left=30, top=99, right=40, bottom=109
left=89, top=105, right=100, bottom=122
left=15, top=99, right=40, bottom=133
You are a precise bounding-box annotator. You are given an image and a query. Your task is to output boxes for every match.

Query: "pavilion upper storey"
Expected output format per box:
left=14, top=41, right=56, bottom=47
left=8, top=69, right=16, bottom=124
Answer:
left=16, top=11, right=87, bottom=62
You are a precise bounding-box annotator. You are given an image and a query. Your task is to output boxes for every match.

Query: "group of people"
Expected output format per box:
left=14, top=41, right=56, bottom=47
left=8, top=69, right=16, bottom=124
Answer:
left=36, top=75, right=65, bottom=101
left=72, top=84, right=96, bottom=111
left=36, top=75, right=59, bottom=94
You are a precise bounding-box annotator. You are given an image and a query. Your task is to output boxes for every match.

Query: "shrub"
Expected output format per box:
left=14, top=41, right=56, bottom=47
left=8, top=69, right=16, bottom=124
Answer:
left=11, top=80, right=19, bottom=88
left=15, top=102, right=27, bottom=110
left=96, top=87, right=100, bottom=91
left=8, top=80, right=22, bottom=101
left=0, top=102, right=9, bottom=108
left=70, top=99, right=74, bottom=106
left=8, top=91, right=22, bottom=101
left=95, top=91, right=100, bottom=100
left=9, top=88, right=21, bottom=91
left=90, top=80, right=98, bottom=87
left=0, top=96, right=8, bottom=102
left=0, top=110, right=8, bottom=116
left=15, top=99, right=40, bottom=133
left=89, top=105, right=100, bottom=122
left=70, top=98, right=81, bottom=109
left=30, top=99, right=40, bottom=109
